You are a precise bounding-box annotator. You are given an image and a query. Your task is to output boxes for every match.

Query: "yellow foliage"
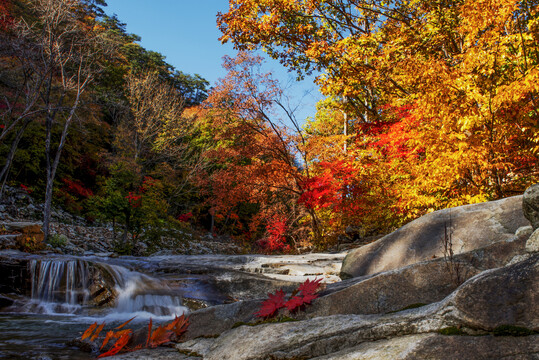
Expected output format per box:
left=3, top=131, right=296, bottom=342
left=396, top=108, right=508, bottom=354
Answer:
left=219, top=0, right=539, bottom=234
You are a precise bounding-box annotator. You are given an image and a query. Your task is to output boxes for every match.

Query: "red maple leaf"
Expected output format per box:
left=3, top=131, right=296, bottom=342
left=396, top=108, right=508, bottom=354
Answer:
left=300, top=293, right=318, bottom=305
left=284, top=296, right=304, bottom=312
left=255, top=289, right=286, bottom=318
left=284, top=290, right=320, bottom=312
left=297, top=278, right=322, bottom=296
left=81, top=322, right=97, bottom=341
left=148, top=324, right=172, bottom=348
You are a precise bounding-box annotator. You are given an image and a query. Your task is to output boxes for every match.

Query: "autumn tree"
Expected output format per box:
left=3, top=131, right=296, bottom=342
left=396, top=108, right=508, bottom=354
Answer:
left=196, top=52, right=322, bottom=249
left=0, top=0, right=115, bottom=240
left=219, top=0, right=539, bottom=232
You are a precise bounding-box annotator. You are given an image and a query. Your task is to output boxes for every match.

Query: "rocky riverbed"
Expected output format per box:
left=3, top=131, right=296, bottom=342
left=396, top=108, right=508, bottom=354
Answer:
left=1, top=186, right=539, bottom=359
left=120, top=192, right=538, bottom=359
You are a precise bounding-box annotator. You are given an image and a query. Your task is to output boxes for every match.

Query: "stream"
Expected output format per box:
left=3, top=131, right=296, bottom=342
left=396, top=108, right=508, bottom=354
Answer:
left=0, top=250, right=345, bottom=359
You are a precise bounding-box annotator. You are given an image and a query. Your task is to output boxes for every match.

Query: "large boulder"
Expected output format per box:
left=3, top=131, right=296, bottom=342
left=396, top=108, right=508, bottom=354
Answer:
left=450, top=254, right=539, bottom=330
left=173, top=237, right=531, bottom=349
left=523, top=183, right=539, bottom=229
left=315, top=334, right=539, bottom=360
left=301, top=234, right=526, bottom=318
left=178, top=254, right=539, bottom=360
left=341, top=196, right=528, bottom=278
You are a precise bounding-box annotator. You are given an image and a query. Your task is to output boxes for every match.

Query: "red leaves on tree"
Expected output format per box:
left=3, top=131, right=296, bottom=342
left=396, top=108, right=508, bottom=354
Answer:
left=0, top=0, right=14, bottom=31
left=256, top=278, right=322, bottom=318
left=20, top=184, right=33, bottom=194
left=125, top=192, right=142, bottom=208
left=358, top=104, right=419, bottom=160
left=139, top=176, right=157, bottom=193
left=62, top=178, right=94, bottom=198
left=257, top=215, right=290, bottom=253
left=177, top=212, right=193, bottom=222
left=298, top=160, right=361, bottom=213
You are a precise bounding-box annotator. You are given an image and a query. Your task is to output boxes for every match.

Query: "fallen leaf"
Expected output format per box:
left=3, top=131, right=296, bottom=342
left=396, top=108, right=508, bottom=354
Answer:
left=81, top=322, right=98, bottom=341
left=145, top=318, right=153, bottom=348
left=165, top=314, right=189, bottom=338
left=97, top=332, right=131, bottom=358
left=148, top=324, right=172, bottom=348
left=100, top=330, right=115, bottom=351
left=90, top=323, right=106, bottom=342
left=115, top=316, right=136, bottom=330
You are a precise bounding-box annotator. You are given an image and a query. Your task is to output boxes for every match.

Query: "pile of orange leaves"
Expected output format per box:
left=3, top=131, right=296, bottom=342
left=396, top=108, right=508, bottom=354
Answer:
left=255, top=278, right=323, bottom=318
left=81, top=314, right=189, bottom=358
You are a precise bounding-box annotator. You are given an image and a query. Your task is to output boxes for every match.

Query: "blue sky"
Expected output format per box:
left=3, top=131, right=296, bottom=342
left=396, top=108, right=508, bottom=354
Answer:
left=104, top=0, right=321, bottom=123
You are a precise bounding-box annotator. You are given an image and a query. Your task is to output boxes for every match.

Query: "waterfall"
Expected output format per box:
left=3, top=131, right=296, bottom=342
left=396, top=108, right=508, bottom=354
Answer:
left=101, top=263, right=188, bottom=319
left=27, top=259, right=90, bottom=314
left=24, top=258, right=188, bottom=318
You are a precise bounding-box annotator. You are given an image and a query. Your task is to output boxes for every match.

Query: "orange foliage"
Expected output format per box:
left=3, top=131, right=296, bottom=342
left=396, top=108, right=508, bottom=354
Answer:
left=218, top=0, right=539, bottom=234
left=81, top=315, right=189, bottom=358
left=196, top=52, right=311, bottom=247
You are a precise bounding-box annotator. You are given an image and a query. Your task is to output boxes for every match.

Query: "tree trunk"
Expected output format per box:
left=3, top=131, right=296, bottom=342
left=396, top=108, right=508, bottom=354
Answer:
left=0, top=118, right=32, bottom=200
left=42, top=93, right=80, bottom=242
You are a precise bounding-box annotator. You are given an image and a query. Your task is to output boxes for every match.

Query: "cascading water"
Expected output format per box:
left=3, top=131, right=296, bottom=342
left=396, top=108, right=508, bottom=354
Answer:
left=101, top=263, right=188, bottom=320
left=23, top=258, right=188, bottom=319
left=26, top=259, right=90, bottom=314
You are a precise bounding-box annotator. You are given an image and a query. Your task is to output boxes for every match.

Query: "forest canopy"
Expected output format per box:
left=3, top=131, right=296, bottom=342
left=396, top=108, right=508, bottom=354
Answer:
left=1, top=0, right=538, bottom=253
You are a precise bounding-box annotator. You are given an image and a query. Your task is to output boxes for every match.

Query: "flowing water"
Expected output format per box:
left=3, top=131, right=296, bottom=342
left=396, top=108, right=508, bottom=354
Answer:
left=0, top=251, right=344, bottom=359
left=0, top=256, right=204, bottom=359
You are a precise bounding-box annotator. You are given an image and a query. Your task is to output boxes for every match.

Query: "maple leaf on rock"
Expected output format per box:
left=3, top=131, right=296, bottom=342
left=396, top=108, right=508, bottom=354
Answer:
left=297, top=278, right=322, bottom=296
left=97, top=332, right=131, bottom=358
left=90, top=323, right=106, bottom=342
left=80, top=314, right=190, bottom=358
left=148, top=324, right=172, bottom=348
left=300, top=293, right=318, bottom=305
left=284, top=278, right=322, bottom=312
left=284, top=296, right=304, bottom=312
left=165, top=314, right=190, bottom=338
left=100, top=330, right=115, bottom=351
left=255, top=289, right=286, bottom=318
left=81, top=322, right=98, bottom=341
left=115, top=316, right=136, bottom=330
